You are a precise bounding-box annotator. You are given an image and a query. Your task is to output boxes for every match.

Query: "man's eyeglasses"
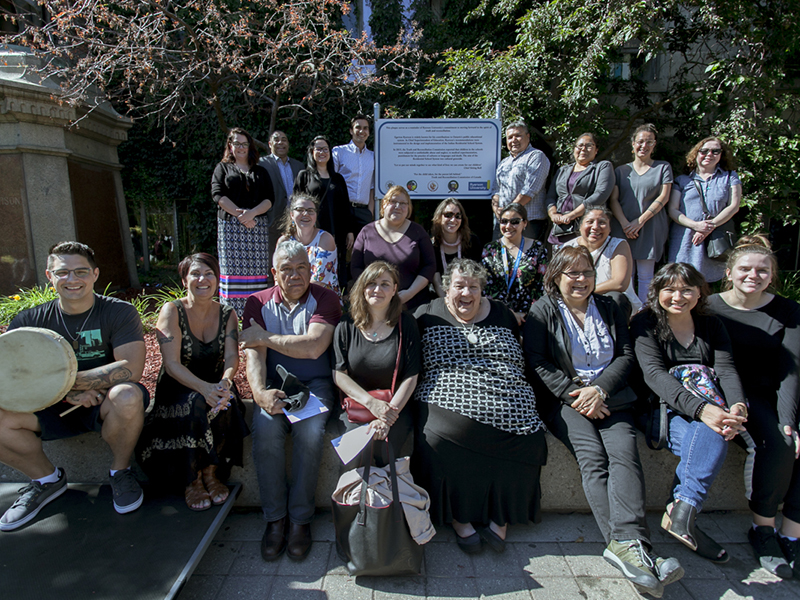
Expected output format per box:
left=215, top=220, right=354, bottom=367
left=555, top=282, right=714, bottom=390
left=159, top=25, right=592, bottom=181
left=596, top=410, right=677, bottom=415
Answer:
left=51, top=268, right=93, bottom=279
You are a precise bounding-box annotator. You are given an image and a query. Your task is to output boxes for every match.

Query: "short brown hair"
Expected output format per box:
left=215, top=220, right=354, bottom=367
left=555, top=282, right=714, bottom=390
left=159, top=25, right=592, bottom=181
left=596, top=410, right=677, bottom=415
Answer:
left=178, top=253, right=220, bottom=284
left=543, top=246, right=594, bottom=297
left=47, top=241, right=97, bottom=270
left=348, top=261, right=402, bottom=330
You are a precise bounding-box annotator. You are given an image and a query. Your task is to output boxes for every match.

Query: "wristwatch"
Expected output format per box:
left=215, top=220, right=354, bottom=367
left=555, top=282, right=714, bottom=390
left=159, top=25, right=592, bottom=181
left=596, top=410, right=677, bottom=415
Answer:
left=593, top=385, right=608, bottom=401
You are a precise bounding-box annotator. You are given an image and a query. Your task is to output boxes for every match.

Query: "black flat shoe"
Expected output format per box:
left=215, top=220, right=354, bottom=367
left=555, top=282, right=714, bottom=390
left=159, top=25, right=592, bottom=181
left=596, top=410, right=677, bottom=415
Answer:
left=455, top=531, right=483, bottom=554
left=478, top=526, right=506, bottom=553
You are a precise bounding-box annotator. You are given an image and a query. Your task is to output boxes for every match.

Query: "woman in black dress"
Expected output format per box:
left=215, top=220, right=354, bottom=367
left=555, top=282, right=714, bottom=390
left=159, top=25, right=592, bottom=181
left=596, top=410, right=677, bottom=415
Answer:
left=137, top=253, right=249, bottom=511
left=293, top=135, right=352, bottom=285
left=413, top=258, right=546, bottom=555
left=211, top=128, right=274, bottom=316
left=333, top=261, right=421, bottom=468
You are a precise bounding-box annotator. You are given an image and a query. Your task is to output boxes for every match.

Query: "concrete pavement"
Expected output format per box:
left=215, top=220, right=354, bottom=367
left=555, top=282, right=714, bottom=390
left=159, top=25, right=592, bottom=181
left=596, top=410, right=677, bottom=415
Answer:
left=178, top=510, right=800, bottom=600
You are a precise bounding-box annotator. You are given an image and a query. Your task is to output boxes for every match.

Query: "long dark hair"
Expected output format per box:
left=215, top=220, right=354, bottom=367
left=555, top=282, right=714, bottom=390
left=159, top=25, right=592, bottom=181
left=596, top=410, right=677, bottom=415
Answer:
left=431, top=198, right=473, bottom=250
left=305, top=135, right=335, bottom=180
left=644, top=262, right=710, bottom=343
left=221, top=128, right=259, bottom=167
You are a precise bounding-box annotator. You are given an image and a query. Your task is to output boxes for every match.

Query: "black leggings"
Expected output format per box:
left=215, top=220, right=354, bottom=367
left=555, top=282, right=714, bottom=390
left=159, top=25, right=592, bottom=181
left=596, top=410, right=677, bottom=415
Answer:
left=736, top=397, right=800, bottom=522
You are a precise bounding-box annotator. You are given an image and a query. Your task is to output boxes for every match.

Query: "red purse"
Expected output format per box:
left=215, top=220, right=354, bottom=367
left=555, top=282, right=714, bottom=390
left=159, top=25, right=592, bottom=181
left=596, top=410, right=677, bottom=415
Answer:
left=342, top=315, right=402, bottom=424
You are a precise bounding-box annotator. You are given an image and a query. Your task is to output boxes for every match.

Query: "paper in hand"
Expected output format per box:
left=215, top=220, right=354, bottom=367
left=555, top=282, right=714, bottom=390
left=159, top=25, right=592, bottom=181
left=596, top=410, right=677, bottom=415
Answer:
left=282, top=393, right=328, bottom=423
left=331, top=425, right=373, bottom=464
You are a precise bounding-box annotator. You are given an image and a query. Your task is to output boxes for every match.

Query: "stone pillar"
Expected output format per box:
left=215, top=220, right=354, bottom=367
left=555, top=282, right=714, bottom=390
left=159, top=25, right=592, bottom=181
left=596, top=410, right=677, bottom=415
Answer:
left=0, top=44, right=138, bottom=295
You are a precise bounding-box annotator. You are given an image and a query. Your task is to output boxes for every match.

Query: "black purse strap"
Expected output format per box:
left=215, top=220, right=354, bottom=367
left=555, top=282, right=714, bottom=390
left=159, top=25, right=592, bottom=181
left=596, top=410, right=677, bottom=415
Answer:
left=357, top=440, right=401, bottom=526
left=390, top=314, right=403, bottom=395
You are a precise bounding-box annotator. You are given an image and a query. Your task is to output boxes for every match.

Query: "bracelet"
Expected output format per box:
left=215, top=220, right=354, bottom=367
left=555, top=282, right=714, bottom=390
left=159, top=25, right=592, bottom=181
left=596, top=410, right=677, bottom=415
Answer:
left=694, top=401, right=708, bottom=420
left=222, top=377, right=233, bottom=388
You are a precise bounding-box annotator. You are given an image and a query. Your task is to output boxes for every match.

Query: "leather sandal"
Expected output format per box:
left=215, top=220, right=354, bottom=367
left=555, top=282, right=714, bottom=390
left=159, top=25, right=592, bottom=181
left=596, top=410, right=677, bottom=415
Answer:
left=202, top=466, right=229, bottom=505
left=661, top=501, right=697, bottom=550
left=185, top=477, right=211, bottom=512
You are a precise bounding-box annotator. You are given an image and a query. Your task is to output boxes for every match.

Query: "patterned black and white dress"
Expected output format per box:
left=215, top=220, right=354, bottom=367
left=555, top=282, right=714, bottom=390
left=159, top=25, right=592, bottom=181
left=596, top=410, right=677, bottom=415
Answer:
left=136, top=301, right=249, bottom=489
left=412, top=297, right=547, bottom=526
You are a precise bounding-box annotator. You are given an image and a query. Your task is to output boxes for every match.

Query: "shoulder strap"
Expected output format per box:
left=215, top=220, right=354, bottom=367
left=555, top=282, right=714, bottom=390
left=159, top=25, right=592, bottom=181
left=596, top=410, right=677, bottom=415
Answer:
left=391, top=313, right=402, bottom=394
left=693, top=177, right=712, bottom=216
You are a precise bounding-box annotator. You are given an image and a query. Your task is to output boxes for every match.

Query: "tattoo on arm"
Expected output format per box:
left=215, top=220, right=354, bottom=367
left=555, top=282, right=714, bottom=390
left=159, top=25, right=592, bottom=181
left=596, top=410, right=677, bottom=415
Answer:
left=157, top=333, right=174, bottom=346
left=74, top=364, right=134, bottom=390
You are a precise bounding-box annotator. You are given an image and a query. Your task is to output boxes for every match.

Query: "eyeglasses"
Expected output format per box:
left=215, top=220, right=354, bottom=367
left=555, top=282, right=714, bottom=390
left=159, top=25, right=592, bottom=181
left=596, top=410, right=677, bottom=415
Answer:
left=51, top=268, right=93, bottom=279
left=575, top=144, right=595, bottom=150
left=230, top=142, right=249, bottom=148
left=499, top=218, right=523, bottom=226
left=561, top=270, right=596, bottom=280
left=698, top=148, right=722, bottom=156
left=292, top=207, right=317, bottom=215
left=443, top=212, right=462, bottom=220
left=313, top=146, right=330, bottom=153
left=387, top=200, right=409, bottom=207
left=634, top=140, right=656, bottom=147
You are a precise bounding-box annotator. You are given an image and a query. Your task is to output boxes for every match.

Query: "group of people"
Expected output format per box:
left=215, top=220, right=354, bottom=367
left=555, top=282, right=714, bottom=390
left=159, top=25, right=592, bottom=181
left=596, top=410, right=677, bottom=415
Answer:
left=0, top=118, right=795, bottom=599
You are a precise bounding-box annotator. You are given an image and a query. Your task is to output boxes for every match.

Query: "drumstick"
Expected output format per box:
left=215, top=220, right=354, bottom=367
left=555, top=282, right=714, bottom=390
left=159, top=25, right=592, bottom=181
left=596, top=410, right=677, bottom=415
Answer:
left=60, top=404, right=82, bottom=417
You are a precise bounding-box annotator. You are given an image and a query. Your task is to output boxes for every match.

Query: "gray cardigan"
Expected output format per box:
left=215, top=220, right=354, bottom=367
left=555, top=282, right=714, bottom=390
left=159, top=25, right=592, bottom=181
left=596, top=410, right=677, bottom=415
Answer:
left=524, top=293, right=637, bottom=411
left=545, top=160, right=615, bottom=211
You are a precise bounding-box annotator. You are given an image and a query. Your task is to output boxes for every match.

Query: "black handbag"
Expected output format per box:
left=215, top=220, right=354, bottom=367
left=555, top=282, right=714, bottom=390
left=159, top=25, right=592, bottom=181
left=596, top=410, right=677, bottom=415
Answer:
left=331, top=442, right=422, bottom=576
left=694, top=175, right=736, bottom=261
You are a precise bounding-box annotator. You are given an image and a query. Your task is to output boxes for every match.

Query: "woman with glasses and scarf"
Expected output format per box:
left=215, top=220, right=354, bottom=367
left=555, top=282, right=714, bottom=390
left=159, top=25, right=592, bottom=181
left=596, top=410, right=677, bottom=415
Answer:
left=481, top=202, right=548, bottom=324
left=667, top=137, right=741, bottom=283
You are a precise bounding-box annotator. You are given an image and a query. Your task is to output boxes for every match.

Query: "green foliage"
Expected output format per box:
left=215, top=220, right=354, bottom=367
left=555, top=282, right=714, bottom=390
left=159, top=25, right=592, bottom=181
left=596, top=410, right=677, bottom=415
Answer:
left=0, top=286, right=58, bottom=327
left=413, top=0, right=800, bottom=229
left=369, top=0, right=404, bottom=48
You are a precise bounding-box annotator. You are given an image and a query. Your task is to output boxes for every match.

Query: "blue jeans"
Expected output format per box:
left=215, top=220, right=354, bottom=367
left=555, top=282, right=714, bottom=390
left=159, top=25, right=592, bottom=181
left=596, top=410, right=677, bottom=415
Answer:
left=251, top=377, right=334, bottom=524
left=667, top=411, right=728, bottom=511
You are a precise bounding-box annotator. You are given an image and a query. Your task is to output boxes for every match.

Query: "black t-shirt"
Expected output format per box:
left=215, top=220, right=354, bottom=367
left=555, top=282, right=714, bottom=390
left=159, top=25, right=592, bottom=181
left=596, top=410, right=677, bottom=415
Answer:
left=9, top=294, right=144, bottom=371
left=333, top=311, right=421, bottom=391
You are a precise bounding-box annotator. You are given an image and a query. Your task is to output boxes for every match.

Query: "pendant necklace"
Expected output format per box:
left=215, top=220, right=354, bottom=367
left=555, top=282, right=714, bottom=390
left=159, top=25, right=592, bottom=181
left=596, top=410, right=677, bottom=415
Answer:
left=464, top=325, right=479, bottom=345
left=57, top=296, right=96, bottom=350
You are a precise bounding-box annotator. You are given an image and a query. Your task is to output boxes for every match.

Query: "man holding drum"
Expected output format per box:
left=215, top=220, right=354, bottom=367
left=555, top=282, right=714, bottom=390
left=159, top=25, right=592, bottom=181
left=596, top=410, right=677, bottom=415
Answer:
left=0, top=242, right=148, bottom=531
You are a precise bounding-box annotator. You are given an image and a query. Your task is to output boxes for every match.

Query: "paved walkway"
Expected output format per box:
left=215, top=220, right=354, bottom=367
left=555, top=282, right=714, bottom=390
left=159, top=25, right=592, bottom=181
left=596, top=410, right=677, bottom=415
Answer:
left=178, top=510, right=800, bottom=600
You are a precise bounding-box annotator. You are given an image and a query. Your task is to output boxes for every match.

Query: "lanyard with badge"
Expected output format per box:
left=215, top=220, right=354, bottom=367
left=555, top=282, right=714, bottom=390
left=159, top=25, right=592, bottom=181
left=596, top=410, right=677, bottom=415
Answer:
left=501, top=238, right=525, bottom=296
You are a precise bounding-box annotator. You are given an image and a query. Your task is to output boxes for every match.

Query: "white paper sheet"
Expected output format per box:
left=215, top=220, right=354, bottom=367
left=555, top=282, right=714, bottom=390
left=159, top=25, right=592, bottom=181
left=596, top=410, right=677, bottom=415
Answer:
left=330, top=425, right=374, bottom=464
left=282, top=393, right=329, bottom=423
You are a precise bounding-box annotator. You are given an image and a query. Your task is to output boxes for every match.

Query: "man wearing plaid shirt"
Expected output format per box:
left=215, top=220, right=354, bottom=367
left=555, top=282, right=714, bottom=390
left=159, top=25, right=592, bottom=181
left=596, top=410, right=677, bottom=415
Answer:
left=491, top=121, right=551, bottom=242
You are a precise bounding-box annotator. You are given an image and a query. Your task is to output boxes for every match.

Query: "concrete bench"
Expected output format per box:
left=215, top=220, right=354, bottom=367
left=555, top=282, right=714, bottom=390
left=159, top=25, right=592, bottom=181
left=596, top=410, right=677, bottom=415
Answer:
left=0, top=399, right=749, bottom=512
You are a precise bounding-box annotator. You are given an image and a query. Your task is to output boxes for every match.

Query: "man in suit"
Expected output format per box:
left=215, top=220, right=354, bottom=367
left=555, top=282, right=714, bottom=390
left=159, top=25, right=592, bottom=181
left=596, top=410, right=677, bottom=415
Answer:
left=259, top=131, right=304, bottom=280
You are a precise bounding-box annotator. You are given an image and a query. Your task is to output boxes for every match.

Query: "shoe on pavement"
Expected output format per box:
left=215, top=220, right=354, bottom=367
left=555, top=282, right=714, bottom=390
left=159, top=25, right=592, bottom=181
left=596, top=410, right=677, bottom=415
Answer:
left=779, top=535, right=800, bottom=578
left=0, top=468, right=68, bottom=532
left=109, top=469, right=143, bottom=514
left=603, top=539, right=664, bottom=598
left=749, top=526, right=793, bottom=579
left=648, top=550, right=684, bottom=587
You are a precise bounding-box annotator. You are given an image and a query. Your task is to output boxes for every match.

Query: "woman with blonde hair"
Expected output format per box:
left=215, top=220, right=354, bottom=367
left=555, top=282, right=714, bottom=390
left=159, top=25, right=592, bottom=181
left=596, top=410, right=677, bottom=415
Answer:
left=333, top=261, right=421, bottom=468
left=708, top=236, right=800, bottom=577
left=351, top=185, right=436, bottom=310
